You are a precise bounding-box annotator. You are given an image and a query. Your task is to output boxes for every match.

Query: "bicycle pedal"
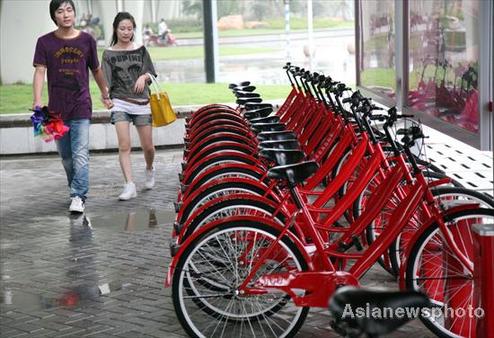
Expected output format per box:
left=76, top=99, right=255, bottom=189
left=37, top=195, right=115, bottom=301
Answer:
left=174, top=201, right=183, bottom=213
left=173, top=221, right=183, bottom=234
left=352, top=236, right=363, bottom=251
left=169, top=239, right=180, bottom=257
left=338, top=241, right=353, bottom=252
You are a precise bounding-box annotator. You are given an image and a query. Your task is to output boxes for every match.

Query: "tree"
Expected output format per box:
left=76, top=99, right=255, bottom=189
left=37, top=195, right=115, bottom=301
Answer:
left=182, top=0, right=202, bottom=20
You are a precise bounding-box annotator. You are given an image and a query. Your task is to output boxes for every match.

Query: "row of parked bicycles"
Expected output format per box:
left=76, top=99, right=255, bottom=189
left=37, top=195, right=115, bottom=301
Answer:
left=165, top=63, right=494, bottom=338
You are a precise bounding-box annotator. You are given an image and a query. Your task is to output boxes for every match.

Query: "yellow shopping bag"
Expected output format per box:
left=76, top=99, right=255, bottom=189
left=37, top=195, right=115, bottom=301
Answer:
left=149, top=75, right=176, bottom=127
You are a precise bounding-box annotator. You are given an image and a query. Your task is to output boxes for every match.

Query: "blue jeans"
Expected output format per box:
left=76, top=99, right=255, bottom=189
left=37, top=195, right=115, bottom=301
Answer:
left=56, top=119, right=90, bottom=200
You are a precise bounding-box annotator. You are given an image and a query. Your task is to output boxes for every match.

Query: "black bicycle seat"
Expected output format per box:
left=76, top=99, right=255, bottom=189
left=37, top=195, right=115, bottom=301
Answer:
left=249, top=115, right=280, bottom=124
left=259, top=139, right=299, bottom=150
left=257, top=130, right=296, bottom=141
left=244, top=102, right=273, bottom=110
left=228, top=81, right=250, bottom=89
left=259, top=148, right=305, bottom=166
left=244, top=107, right=273, bottom=119
left=237, top=97, right=263, bottom=105
left=267, top=161, right=318, bottom=184
left=232, top=85, right=256, bottom=92
left=329, top=286, right=431, bottom=337
left=250, top=122, right=285, bottom=133
left=235, top=91, right=261, bottom=98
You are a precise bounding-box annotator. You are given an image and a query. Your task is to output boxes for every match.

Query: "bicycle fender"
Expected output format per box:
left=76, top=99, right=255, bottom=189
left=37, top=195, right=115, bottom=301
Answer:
left=398, top=203, right=484, bottom=289
left=176, top=193, right=288, bottom=241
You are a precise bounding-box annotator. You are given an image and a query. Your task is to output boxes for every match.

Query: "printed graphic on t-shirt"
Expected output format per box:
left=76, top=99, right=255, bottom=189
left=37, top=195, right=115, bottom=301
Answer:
left=107, top=54, right=143, bottom=89
left=53, top=46, right=85, bottom=91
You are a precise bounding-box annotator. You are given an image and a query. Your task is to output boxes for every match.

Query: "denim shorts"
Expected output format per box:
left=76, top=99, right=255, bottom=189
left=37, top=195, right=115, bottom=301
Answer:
left=111, top=111, right=152, bottom=126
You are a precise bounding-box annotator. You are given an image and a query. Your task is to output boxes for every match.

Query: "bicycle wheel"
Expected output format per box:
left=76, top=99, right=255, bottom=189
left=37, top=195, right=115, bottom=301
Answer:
left=405, top=208, right=494, bottom=338
left=183, top=153, right=258, bottom=184
left=172, top=221, right=309, bottom=338
left=184, top=165, right=266, bottom=191
left=180, top=196, right=288, bottom=242
left=389, top=186, right=494, bottom=276
left=178, top=179, right=273, bottom=224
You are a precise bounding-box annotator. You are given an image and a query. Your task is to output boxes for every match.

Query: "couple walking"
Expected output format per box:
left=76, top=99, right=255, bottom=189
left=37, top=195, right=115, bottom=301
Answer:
left=33, top=0, right=159, bottom=213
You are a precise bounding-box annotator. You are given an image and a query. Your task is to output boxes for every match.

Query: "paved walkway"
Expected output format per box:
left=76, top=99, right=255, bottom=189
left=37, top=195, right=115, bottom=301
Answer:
left=0, top=149, right=436, bottom=337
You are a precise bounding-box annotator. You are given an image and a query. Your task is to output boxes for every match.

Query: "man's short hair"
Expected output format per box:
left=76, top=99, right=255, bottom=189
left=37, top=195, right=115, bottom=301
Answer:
left=49, top=0, right=76, bottom=25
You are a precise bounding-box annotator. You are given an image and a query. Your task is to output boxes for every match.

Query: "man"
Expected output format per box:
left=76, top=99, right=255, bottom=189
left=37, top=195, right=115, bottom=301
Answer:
left=158, top=18, right=168, bottom=42
left=32, top=0, right=112, bottom=213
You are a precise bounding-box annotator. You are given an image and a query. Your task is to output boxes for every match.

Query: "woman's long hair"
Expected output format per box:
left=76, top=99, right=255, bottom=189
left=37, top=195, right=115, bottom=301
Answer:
left=110, top=12, right=136, bottom=46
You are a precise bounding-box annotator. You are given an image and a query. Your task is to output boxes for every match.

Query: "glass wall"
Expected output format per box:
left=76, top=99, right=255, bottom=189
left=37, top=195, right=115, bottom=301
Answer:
left=215, top=0, right=355, bottom=85
left=408, top=0, right=480, bottom=133
left=358, top=0, right=396, bottom=99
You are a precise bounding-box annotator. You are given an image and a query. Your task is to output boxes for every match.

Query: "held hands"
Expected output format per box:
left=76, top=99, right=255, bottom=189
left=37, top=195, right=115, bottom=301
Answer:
left=134, top=74, right=149, bottom=94
left=101, top=96, right=114, bottom=109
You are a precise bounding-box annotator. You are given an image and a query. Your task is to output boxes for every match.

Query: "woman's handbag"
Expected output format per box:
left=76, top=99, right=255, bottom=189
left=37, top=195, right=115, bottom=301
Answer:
left=149, top=74, right=176, bottom=127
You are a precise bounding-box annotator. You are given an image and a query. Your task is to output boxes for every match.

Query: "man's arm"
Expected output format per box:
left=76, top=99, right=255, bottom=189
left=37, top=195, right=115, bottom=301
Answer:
left=32, top=66, right=46, bottom=109
left=92, top=67, right=113, bottom=109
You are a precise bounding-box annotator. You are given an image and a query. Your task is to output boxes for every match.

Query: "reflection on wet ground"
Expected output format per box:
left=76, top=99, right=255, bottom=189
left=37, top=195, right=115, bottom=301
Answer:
left=88, top=209, right=175, bottom=233
left=1, top=209, right=175, bottom=311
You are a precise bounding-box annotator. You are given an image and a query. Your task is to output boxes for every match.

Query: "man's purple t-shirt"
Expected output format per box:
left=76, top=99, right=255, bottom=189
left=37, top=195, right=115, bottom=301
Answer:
left=33, top=31, right=99, bottom=120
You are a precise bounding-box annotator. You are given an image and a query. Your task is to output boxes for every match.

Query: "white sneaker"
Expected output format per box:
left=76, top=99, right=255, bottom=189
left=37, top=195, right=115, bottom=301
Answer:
left=119, top=182, right=137, bottom=200
left=144, top=167, right=155, bottom=190
left=69, top=196, right=85, bottom=213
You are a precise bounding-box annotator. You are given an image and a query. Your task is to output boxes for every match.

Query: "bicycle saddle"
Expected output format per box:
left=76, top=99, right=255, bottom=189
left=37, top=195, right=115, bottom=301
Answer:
left=237, top=97, right=263, bottom=105
left=244, top=107, right=273, bottom=119
left=228, top=81, right=250, bottom=89
left=259, top=139, right=300, bottom=150
left=257, top=130, right=296, bottom=141
left=250, top=122, right=286, bottom=133
left=232, top=85, right=256, bottom=92
left=267, top=161, right=318, bottom=184
left=259, top=148, right=305, bottom=166
left=244, top=102, right=272, bottom=110
left=329, top=286, right=431, bottom=337
left=249, top=116, right=280, bottom=124
left=235, top=91, right=261, bottom=98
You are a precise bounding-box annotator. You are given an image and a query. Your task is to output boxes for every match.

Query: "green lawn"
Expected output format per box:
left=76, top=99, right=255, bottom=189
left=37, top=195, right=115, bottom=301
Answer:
left=0, top=83, right=291, bottom=114
left=97, top=46, right=279, bottom=62
left=173, top=19, right=354, bottom=39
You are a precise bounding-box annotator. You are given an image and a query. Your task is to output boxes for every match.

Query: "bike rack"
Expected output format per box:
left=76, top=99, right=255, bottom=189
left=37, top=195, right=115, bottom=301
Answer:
left=473, top=223, right=494, bottom=338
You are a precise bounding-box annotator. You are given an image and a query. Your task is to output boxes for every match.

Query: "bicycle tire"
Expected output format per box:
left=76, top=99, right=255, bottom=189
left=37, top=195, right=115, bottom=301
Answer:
left=180, top=196, right=288, bottom=242
left=179, top=179, right=272, bottom=224
left=405, top=208, right=494, bottom=338
left=388, top=186, right=494, bottom=275
left=172, top=221, right=309, bottom=338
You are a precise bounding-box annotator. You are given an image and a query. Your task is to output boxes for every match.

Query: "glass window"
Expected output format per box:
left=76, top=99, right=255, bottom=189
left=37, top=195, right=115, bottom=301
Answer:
left=408, top=0, right=480, bottom=133
left=358, top=0, right=396, bottom=99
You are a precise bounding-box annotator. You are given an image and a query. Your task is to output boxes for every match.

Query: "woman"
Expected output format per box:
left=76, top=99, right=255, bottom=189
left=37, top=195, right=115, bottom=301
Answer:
left=102, top=12, right=157, bottom=200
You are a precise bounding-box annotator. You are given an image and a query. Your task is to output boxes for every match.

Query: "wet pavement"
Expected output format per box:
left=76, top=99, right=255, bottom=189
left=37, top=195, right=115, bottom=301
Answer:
left=0, top=149, right=435, bottom=337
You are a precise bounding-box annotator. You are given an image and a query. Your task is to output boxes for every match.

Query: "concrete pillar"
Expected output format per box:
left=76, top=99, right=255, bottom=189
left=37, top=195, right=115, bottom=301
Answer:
left=122, top=0, right=144, bottom=46
left=94, top=1, right=117, bottom=47
left=0, top=0, right=54, bottom=84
